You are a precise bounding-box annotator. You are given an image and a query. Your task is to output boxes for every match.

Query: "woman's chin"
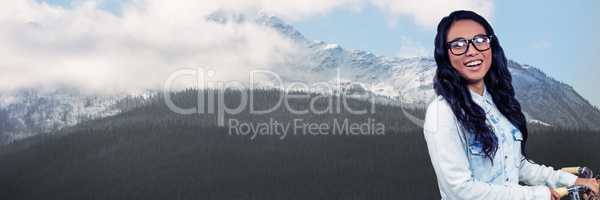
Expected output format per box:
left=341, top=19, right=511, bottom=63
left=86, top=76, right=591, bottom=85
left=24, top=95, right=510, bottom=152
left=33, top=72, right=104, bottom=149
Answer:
left=461, top=68, right=488, bottom=80
left=464, top=75, right=485, bottom=84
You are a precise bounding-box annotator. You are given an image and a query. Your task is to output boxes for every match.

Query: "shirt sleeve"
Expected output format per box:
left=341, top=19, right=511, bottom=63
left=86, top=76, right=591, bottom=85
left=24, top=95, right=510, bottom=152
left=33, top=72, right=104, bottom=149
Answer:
left=518, top=155, right=578, bottom=188
left=423, top=97, right=551, bottom=200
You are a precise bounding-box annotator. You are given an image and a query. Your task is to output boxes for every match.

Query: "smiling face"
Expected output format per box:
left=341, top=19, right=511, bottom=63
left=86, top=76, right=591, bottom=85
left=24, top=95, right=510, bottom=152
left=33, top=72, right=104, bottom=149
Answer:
left=446, top=20, right=492, bottom=85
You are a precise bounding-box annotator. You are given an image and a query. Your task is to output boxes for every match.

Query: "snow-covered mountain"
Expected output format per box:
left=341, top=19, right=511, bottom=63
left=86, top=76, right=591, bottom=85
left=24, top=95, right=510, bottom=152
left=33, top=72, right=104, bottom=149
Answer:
left=0, top=88, right=154, bottom=144
left=1, top=11, right=599, bottom=143
left=207, top=11, right=600, bottom=131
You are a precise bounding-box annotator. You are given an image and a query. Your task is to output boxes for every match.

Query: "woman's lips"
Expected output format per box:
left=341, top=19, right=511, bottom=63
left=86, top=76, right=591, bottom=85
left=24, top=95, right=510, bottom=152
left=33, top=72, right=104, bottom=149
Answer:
left=464, top=64, right=481, bottom=71
left=464, top=59, right=483, bottom=67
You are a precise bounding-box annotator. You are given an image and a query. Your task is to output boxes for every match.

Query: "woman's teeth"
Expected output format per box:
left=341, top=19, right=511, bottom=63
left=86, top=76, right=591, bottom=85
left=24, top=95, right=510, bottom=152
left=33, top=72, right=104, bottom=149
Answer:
left=465, top=60, right=482, bottom=67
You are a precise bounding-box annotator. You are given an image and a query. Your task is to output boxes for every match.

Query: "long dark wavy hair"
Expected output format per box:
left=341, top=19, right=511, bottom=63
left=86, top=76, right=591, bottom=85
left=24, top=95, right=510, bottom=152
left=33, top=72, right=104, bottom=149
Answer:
left=433, top=10, right=528, bottom=161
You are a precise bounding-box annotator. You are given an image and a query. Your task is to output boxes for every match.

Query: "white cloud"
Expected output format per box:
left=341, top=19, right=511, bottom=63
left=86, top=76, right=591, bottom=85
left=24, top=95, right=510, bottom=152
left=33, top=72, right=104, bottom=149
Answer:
left=369, top=0, right=494, bottom=29
left=0, top=0, right=495, bottom=93
left=225, top=0, right=362, bottom=21
left=0, top=0, right=310, bottom=92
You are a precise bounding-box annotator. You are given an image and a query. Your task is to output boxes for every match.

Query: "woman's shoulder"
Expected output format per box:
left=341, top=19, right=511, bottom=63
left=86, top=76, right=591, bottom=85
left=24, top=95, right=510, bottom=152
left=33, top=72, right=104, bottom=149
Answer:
left=424, top=95, right=457, bottom=128
left=426, top=95, right=453, bottom=115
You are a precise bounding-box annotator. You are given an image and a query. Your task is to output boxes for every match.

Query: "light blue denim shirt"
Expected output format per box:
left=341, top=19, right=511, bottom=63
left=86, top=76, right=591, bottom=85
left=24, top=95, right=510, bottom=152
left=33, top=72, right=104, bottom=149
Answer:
left=423, top=84, right=577, bottom=200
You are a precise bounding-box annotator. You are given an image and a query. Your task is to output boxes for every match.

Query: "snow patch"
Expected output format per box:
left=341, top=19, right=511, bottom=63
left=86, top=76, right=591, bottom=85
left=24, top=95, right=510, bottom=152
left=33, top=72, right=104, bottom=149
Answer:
left=529, top=119, right=552, bottom=126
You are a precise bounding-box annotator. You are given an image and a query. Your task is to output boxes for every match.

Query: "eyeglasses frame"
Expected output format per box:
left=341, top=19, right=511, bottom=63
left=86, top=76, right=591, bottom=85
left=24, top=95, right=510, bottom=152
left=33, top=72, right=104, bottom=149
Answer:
left=446, top=34, right=494, bottom=56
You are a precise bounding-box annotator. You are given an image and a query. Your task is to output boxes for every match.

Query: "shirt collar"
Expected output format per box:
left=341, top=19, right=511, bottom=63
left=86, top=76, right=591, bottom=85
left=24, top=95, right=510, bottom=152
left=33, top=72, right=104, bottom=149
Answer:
left=469, top=83, right=493, bottom=112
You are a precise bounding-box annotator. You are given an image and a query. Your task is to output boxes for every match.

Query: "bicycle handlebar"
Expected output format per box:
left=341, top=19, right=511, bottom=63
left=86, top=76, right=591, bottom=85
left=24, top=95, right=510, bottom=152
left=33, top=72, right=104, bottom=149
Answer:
left=553, top=167, right=598, bottom=199
left=562, top=167, right=582, bottom=175
left=555, top=187, right=570, bottom=197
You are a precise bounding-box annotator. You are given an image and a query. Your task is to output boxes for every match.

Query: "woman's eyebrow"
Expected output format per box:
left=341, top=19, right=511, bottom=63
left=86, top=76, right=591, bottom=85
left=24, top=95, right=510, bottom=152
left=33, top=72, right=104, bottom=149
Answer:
left=448, top=33, right=487, bottom=42
left=447, top=37, right=465, bottom=42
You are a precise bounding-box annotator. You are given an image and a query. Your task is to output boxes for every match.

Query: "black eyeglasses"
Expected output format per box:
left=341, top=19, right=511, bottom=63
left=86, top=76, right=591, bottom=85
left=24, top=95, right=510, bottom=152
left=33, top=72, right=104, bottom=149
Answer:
left=446, top=34, right=493, bottom=56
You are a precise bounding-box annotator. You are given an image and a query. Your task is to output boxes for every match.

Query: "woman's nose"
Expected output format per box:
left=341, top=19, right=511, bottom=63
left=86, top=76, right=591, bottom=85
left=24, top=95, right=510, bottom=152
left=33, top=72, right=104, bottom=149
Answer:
left=465, top=42, right=480, bottom=57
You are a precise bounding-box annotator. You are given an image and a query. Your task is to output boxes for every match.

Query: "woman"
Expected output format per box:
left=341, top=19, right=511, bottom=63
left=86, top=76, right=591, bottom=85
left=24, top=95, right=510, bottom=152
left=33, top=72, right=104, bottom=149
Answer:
left=423, top=10, right=599, bottom=200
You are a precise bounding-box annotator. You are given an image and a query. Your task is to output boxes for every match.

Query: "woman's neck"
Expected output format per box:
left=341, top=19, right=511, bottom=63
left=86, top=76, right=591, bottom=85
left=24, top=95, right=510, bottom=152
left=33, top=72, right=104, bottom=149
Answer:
left=468, top=81, right=485, bottom=96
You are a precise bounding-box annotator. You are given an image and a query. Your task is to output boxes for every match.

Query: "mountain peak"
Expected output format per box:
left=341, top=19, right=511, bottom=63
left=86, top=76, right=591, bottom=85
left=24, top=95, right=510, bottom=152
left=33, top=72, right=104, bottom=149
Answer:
left=205, top=10, right=307, bottom=43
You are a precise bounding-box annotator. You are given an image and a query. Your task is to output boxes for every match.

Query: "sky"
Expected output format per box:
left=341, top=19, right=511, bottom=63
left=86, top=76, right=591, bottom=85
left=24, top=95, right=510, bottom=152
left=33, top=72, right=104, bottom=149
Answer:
left=4, top=0, right=599, bottom=107
left=291, top=0, right=600, bottom=107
